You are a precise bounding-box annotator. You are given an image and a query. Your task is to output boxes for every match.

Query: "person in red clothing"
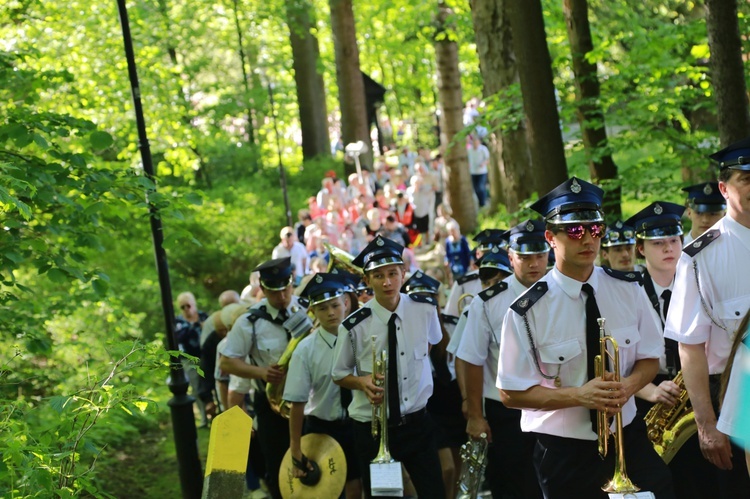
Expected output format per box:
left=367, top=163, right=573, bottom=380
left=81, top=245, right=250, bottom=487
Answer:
left=392, top=192, right=418, bottom=246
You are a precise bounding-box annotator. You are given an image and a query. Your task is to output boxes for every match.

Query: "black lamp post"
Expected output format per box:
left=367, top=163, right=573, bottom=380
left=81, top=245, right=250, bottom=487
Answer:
left=115, top=1, right=202, bottom=497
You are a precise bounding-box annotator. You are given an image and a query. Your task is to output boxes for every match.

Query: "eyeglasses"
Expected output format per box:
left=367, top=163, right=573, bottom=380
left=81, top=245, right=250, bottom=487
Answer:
left=604, top=230, right=634, bottom=243
left=180, top=304, right=192, bottom=310
left=560, top=223, right=606, bottom=240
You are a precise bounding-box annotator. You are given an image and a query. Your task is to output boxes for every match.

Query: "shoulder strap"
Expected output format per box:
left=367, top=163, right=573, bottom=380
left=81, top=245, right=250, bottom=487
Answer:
left=478, top=280, right=509, bottom=302
left=510, top=282, right=548, bottom=315
left=683, top=229, right=720, bottom=257
left=602, top=266, right=642, bottom=283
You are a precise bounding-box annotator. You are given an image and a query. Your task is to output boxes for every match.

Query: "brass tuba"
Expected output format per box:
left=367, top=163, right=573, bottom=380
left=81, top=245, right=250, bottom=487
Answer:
left=326, top=242, right=364, bottom=278
left=457, top=293, right=474, bottom=314
left=455, top=433, right=488, bottom=499
left=371, top=335, right=394, bottom=463
left=595, top=318, right=640, bottom=494
left=266, top=305, right=315, bottom=418
left=644, top=371, right=696, bottom=464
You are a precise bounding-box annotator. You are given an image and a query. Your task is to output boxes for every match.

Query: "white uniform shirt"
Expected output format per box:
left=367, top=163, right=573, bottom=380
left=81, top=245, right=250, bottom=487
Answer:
left=272, top=242, right=308, bottom=278
left=332, top=293, right=442, bottom=423
left=717, top=341, right=750, bottom=440
left=283, top=328, right=348, bottom=421
left=497, top=266, right=663, bottom=440
left=446, top=309, right=469, bottom=355
left=457, top=275, right=526, bottom=402
left=444, top=273, right=482, bottom=318
left=220, top=296, right=303, bottom=368
left=683, top=232, right=695, bottom=246
left=664, top=216, right=750, bottom=373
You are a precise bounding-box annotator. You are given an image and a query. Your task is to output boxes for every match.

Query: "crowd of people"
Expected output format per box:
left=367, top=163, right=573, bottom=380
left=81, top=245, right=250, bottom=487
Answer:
left=173, top=136, right=750, bottom=499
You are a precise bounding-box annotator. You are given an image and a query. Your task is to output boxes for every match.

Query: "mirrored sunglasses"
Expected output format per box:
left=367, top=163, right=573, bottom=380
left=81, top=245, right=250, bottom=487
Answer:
left=563, top=223, right=606, bottom=240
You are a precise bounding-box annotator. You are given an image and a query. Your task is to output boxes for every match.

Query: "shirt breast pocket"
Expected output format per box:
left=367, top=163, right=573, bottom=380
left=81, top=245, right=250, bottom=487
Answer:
left=609, top=326, right=641, bottom=350
left=715, top=295, right=750, bottom=323
left=256, top=334, right=286, bottom=355
left=538, top=339, right=583, bottom=367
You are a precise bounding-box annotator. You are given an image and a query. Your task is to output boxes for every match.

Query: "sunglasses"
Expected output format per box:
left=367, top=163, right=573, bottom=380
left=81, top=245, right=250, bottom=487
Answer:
left=560, top=223, right=606, bottom=240
left=604, top=230, right=634, bottom=243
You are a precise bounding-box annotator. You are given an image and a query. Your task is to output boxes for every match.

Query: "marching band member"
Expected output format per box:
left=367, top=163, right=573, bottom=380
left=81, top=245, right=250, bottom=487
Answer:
left=681, top=182, right=726, bottom=245
left=497, top=177, right=674, bottom=498
left=402, top=271, right=464, bottom=498
left=283, top=273, right=362, bottom=499
left=457, top=219, right=548, bottom=498
left=665, top=138, right=750, bottom=496
left=599, top=220, right=637, bottom=272
left=331, top=235, right=445, bottom=498
left=219, top=257, right=306, bottom=499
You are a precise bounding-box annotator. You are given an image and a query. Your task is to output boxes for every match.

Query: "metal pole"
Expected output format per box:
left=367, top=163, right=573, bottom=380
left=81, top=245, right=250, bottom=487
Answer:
left=267, top=81, right=293, bottom=227
left=115, top=2, right=203, bottom=497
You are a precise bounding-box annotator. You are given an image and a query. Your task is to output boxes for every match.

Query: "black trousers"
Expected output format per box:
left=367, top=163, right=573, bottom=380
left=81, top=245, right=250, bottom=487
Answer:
left=532, top=418, right=675, bottom=499
left=305, top=416, right=361, bottom=481
left=254, top=391, right=290, bottom=499
left=485, top=398, right=542, bottom=499
left=352, top=411, right=445, bottom=498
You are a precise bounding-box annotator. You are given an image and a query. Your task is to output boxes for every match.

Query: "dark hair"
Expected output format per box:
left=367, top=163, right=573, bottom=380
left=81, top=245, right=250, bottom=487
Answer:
left=479, top=267, right=506, bottom=284
left=718, top=168, right=733, bottom=183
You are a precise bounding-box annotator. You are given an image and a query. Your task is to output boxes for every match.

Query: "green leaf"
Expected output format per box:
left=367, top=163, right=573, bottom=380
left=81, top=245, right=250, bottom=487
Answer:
left=90, top=130, right=114, bottom=150
left=48, top=395, right=72, bottom=413
left=92, top=278, right=109, bottom=296
left=183, top=192, right=203, bottom=205
left=46, top=268, right=69, bottom=283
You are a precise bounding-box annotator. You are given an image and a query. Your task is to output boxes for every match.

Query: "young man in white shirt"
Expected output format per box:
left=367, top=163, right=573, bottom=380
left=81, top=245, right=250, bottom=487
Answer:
left=332, top=235, right=445, bottom=498
left=497, top=177, right=674, bottom=498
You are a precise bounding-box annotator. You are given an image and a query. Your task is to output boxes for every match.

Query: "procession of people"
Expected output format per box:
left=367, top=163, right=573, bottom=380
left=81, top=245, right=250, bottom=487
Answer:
left=184, top=137, right=750, bottom=498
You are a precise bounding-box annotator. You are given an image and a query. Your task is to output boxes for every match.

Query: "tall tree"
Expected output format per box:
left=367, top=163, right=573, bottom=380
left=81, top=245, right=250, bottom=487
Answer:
left=470, top=0, right=531, bottom=213
left=329, top=0, right=372, bottom=174
left=705, top=0, right=750, bottom=146
left=435, top=2, right=478, bottom=233
left=563, top=0, right=620, bottom=217
left=507, top=0, right=568, bottom=195
left=230, top=0, right=256, bottom=146
left=287, top=0, right=330, bottom=160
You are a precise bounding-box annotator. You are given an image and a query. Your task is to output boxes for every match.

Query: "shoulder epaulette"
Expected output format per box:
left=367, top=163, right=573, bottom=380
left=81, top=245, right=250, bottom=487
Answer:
left=602, top=266, right=642, bottom=283
left=510, top=282, right=548, bottom=315
left=342, top=307, right=372, bottom=331
left=478, top=281, right=509, bottom=302
left=441, top=313, right=459, bottom=326
left=457, top=273, right=479, bottom=285
left=683, top=229, right=720, bottom=257
left=247, top=306, right=272, bottom=323
left=408, top=293, right=437, bottom=306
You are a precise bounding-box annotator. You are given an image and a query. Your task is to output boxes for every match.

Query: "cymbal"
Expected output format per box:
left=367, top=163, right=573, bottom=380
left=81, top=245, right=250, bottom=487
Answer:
left=279, top=433, right=347, bottom=499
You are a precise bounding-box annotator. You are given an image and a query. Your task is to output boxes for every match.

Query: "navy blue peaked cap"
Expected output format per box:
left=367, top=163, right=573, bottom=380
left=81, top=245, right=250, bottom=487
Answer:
left=477, top=246, right=511, bottom=274
left=682, top=182, right=726, bottom=213
left=473, top=228, right=509, bottom=251
left=602, top=220, right=636, bottom=248
left=506, top=219, right=549, bottom=255
left=255, top=257, right=293, bottom=290
left=401, top=270, right=441, bottom=295
left=709, top=137, right=750, bottom=171
left=300, top=273, right=349, bottom=306
left=530, top=177, right=604, bottom=224
left=624, top=202, right=685, bottom=240
left=351, top=235, right=404, bottom=272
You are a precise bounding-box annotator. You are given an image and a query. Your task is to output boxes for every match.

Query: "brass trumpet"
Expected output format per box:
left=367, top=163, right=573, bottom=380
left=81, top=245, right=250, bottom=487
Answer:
left=594, top=317, right=640, bottom=494
left=371, top=335, right=393, bottom=463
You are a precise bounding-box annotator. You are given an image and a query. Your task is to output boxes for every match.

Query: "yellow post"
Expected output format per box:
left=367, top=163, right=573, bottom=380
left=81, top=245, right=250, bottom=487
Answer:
left=202, top=406, right=253, bottom=499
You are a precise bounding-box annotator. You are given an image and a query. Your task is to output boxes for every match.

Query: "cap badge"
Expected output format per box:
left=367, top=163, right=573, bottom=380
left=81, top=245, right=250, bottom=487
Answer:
left=518, top=299, right=529, bottom=309
left=526, top=221, right=535, bottom=232
left=615, top=220, right=623, bottom=229
left=376, top=238, right=384, bottom=247
left=492, top=247, right=499, bottom=253
left=315, top=275, right=323, bottom=283
left=272, top=268, right=279, bottom=275
left=570, top=178, right=582, bottom=194
left=703, top=183, right=713, bottom=195
left=653, top=203, right=663, bottom=215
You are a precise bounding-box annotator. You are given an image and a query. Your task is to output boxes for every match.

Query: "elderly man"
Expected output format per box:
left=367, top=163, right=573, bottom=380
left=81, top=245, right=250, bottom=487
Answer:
left=175, top=292, right=209, bottom=427
left=272, top=226, right=308, bottom=286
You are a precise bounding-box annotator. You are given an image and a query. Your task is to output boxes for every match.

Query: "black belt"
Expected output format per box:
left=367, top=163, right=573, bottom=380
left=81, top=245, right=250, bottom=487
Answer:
left=308, top=415, right=351, bottom=427
left=390, top=408, right=426, bottom=427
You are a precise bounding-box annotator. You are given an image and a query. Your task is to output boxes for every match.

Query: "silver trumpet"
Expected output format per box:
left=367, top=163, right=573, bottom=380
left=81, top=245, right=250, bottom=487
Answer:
left=456, top=432, right=488, bottom=499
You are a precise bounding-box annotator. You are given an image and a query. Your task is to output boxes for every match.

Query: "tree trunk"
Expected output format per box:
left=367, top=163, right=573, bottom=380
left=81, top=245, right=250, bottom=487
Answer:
left=287, top=0, right=330, bottom=160
left=231, top=0, right=255, bottom=146
left=507, top=0, right=568, bottom=195
left=470, top=0, right=531, bottom=214
left=435, top=3, right=477, bottom=233
left=329, top=0, right=372, bottom=175
left=563, top=0, right=620, bottom=218
left=705, top=0, right=750, bottom=146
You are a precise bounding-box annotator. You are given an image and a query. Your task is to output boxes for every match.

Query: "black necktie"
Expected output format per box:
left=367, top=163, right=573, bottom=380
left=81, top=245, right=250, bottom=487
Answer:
left=340, top=387, right=352, bottom=419
left=661, top=289, right=671, bottom=321
left=278, top=309, right=289, bottom=323
left=387, top=313, right=402, bottom=425
left=581, top=283, right=601, bottom=431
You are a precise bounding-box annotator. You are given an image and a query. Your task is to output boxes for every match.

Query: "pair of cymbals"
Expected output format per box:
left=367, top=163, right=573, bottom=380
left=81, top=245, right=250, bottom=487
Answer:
left=279, top=433, right=347, bottom=499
